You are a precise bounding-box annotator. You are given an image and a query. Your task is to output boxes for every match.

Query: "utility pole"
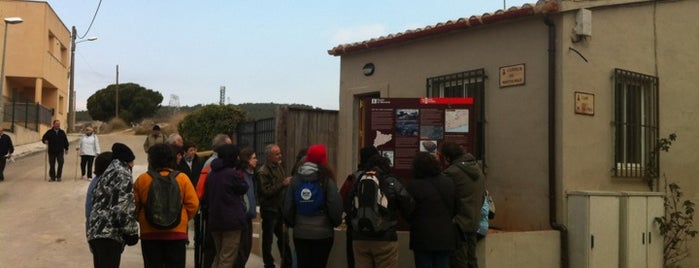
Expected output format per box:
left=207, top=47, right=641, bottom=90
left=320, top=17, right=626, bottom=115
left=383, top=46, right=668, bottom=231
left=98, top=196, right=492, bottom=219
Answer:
left=68, top=26, right=76, bottom=132
left=115, top=65, right=119, bottom=120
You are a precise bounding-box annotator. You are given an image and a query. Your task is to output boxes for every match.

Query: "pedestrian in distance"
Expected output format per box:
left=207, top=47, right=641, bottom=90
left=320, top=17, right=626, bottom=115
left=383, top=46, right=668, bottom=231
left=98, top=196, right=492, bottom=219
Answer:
left=77, top=126, right=101, bottom=180
left=235, top=147, right=259, bottom=268
left=0, top=126, right=14, bottom=182
left=143, top=125, right=167, bottom=153
left=349, top=154, right=414, bottom=268
left=86, top=143, right=140, bottom=268
left=134, top=143, right=199, bottom=268
left=42, top=119, right=69, bottom=182
left=202, top=144, right=249, bottom=267
left=406, top=152, right=460, bottom=268
left=283, top=144, right=343, bottom=268
left=257, top=144, right=293, bottom=268
left=439, top=142, right=485, bottom=268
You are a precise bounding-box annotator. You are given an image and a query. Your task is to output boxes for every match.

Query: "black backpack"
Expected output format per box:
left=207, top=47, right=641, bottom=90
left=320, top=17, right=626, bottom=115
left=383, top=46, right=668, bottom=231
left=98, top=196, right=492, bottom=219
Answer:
left=146, top=170, right=183, bottom=230
left=350, top=171, right=394, bottom=236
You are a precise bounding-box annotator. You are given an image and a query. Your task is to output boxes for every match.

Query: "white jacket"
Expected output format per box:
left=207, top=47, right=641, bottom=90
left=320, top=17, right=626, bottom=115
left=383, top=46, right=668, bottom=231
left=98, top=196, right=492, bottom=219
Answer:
left=79, top=134, right=101, bottom=156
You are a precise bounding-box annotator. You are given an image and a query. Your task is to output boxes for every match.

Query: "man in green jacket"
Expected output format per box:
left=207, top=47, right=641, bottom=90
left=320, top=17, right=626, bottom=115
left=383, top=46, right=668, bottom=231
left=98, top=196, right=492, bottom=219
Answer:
left=440, top=142, right=486, bottom=268
left=257, top=144, right=292, bottom=268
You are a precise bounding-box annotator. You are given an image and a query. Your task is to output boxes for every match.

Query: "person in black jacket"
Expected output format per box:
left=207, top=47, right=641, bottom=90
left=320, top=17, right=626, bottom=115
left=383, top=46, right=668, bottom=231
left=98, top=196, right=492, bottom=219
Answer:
left=0, top=126, right=14, bottom=181
left=407, top=152, right=460, bottom=268
left=42, top=120, right=69, bottom=182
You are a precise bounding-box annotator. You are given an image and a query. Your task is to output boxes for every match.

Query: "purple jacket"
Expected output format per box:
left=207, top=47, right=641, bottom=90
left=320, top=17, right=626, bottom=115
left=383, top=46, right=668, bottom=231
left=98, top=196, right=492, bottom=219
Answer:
left=204, top=158, right=249, bottom=232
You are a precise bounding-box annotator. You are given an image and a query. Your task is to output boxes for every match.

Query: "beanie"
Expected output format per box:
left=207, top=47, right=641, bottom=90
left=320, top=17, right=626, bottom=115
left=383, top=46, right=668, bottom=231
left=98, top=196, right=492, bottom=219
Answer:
left=112, top=143, right=135, bottom=163
left=306, top=144, right=328, bottom=165
left=152, top=125, right=161, bottom=131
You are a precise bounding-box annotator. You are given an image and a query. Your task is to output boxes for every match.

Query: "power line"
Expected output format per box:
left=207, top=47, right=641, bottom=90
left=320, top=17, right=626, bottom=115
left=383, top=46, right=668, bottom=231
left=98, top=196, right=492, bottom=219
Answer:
left=77, top=0, right=103, bottom=39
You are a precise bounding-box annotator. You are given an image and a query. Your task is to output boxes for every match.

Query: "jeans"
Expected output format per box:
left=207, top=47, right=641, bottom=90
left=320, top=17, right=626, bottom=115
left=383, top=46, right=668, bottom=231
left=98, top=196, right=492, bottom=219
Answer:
left=414, top=249, right=451, bottom=268
left=261, top=209, right=292, bottom=268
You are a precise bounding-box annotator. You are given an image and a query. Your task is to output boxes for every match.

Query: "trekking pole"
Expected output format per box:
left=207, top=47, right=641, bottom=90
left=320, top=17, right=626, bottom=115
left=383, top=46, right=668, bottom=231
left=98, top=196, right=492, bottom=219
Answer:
left=44, top=149, right=48, bottom=181
left=74, top=149, right=79, bottom=181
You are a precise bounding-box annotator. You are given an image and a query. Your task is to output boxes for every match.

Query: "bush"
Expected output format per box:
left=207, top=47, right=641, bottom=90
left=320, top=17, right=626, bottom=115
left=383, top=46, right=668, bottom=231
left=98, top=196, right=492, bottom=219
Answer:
left=655, top=182, right=697, bottom=267
left=100, top=118, right=128, bottom=133
left=178, top=104, right=247, bottom=151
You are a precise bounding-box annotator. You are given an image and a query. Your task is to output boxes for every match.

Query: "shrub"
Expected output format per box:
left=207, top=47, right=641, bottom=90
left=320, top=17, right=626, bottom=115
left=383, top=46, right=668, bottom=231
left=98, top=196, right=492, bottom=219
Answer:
left=655, top=182, right=697, bottom=267
left=178, top=104, right=246, bottom=151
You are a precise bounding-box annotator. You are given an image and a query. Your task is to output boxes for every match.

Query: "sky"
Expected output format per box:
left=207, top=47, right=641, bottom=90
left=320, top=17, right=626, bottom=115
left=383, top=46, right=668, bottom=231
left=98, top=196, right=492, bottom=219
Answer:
left=46, top=0, right=533, bottom=111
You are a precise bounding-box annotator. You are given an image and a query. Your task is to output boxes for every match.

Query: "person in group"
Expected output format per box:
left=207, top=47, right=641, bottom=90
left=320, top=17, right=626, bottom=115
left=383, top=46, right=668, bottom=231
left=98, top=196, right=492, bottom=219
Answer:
left=195, top=133, right=232, bottom=268
left=290, top=148, right=307, bottom=176
left=168, top=133, right=184, bottom=149
left=257, top=143, right=293, bottom=268
left=350, top=154, right=414, bottom=268
left=77, top=126, right=101, bottom=180
left=42, top=119, right=69, bottom=182
left=143, top=125, right=166, bottom=153
left=340, top=145, right=381, bottom=268
left=85, top=151, right=113, bottom=229
left=203, top=144, right=249, bottom=267
left=235, top=147, right=258, bottom=268
left=283, top=144, right=342, bottom=268
left=406, top=152, right=460, bottom=268
left=86, top=143, right=140, bottom=268
left=0, top=126, right=14, bottom=182
left=133, top=143, right=199, bottom=268
left=439, top=142, right=485, bottom=268
left=178, top=141, right=204, bottom=187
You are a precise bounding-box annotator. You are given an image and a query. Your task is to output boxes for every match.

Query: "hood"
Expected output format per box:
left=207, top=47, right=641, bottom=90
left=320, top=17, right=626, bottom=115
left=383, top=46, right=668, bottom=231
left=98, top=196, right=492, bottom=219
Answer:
left=453, top=153, right=482, bottom=180
left=211, top=158, right=226, bottom=171
left=296, top=162, right=319, bottom=181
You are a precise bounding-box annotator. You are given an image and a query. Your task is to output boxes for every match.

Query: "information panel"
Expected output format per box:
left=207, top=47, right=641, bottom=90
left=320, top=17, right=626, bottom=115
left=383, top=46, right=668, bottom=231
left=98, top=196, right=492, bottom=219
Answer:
left=363, top=97, right=475, bottom=180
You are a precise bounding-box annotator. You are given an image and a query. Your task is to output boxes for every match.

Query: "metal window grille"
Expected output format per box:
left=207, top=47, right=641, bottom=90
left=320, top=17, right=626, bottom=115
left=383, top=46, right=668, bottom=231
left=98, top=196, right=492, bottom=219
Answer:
left=613, top=68, right=659, bottom=178
left=426, top=69, right=486, bottom=161
left=236, top=118, right=275, bottom=165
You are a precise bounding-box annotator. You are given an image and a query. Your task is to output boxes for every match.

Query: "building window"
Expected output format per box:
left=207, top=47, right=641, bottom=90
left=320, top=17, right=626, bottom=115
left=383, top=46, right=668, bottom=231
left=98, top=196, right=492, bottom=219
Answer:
left=426, top=69, right=486, bottom=160
left=613, top=68, right=659, bottom=178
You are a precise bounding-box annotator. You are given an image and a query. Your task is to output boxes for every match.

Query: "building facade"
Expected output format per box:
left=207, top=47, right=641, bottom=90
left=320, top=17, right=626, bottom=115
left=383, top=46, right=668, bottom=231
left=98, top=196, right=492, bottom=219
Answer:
left=1, top=0, right=69, bottom=144
left=330, top=0, right=698, bottom=267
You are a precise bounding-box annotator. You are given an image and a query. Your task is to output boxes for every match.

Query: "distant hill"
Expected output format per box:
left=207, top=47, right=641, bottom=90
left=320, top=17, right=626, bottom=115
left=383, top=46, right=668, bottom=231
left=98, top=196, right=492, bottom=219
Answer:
left=76, top=102, right=317, bottom=122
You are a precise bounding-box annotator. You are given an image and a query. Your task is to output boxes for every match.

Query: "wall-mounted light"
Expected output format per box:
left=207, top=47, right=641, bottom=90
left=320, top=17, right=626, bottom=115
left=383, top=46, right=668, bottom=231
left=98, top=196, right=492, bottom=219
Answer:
left=362, top=63, right=375, bottom=76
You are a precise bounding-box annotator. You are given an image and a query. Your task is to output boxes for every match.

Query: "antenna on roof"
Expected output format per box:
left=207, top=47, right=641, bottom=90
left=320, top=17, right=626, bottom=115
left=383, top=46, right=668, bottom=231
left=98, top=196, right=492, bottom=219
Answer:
left=504, top=0, right=507, bottom=9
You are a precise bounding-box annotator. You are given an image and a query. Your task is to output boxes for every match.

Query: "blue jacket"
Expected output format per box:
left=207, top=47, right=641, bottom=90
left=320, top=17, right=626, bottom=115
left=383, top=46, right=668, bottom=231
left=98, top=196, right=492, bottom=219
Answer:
left=204, top=158, right=249, bottom=232
left=243, top=169, right=257, bottom=219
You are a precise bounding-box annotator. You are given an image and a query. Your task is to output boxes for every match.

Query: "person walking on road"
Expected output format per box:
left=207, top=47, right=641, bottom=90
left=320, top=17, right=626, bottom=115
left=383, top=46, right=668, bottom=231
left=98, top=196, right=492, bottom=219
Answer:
left=77, top=126, right=101, bottom=180
left=143, top=125, right=166, bottom=153
left=0, top=126, right=14, bottom=182
left=42, top=120, right=69, bottom=182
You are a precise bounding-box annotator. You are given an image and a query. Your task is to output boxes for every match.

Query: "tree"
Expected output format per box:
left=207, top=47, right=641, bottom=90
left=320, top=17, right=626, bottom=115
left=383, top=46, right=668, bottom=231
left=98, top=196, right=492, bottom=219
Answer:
left=86, top=83, right=163, bottom=124
left=178, top=104, right=247, bottom=151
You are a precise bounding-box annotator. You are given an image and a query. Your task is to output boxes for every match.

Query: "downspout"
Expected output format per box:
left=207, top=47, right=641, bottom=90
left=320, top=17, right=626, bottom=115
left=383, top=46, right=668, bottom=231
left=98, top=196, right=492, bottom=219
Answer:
left=544, top=15, right=569, bottom=268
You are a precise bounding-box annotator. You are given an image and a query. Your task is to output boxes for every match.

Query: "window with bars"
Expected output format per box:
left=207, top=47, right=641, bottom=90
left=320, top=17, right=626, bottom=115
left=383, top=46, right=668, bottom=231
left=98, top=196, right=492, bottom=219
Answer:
left=613, top=68, right=659, bottom=178
left=426, top=69, right=486, bottom=160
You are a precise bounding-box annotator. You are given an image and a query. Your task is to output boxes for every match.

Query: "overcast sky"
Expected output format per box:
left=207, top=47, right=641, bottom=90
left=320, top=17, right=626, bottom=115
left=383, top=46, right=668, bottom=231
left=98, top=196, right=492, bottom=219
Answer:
left=45, top=0, right=533, bottom=110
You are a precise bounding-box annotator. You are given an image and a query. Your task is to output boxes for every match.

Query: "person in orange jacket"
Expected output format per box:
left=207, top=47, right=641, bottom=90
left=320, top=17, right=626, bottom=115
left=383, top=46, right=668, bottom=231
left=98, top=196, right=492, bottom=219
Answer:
left=134, top=143, right=199, bottom=267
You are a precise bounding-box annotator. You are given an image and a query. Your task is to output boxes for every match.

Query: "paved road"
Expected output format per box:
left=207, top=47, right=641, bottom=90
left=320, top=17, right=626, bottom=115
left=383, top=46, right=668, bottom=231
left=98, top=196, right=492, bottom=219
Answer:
left=0, top=132, right=264, bottom=267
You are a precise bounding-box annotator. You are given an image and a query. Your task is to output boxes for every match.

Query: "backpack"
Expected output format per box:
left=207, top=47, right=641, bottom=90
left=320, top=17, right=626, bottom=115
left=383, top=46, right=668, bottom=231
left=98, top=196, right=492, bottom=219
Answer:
left=295, top=179, right=326, bottom=216
left=351, top=171, right=393, bottom=236
left=145, top=170, right=183, bottom=230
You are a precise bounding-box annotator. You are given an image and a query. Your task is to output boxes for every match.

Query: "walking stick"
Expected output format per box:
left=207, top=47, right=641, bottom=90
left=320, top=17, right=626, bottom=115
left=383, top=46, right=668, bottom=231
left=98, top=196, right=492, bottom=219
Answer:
left=74, top=149, right=79, bottom=181
left=44, top=149, right=48, bottom=181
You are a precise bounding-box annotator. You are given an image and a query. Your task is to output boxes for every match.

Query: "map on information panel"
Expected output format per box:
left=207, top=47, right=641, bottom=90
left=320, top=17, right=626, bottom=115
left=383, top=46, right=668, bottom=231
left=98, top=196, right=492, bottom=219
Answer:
left=373, top=130, right=393, bottom=147
left=445, top=109, right=469, bottom=133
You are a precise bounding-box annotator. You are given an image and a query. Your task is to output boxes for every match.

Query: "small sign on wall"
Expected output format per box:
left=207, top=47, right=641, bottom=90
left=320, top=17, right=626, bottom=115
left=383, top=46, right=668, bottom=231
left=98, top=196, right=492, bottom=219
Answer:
left=499, top=64, right=525, bottom=88
left=574, top=91, right=594, bottom=116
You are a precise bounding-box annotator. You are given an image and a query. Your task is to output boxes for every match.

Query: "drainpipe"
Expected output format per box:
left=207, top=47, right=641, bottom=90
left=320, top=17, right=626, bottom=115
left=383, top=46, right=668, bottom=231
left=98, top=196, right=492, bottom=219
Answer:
left=544, top=15, right=569, bottom=268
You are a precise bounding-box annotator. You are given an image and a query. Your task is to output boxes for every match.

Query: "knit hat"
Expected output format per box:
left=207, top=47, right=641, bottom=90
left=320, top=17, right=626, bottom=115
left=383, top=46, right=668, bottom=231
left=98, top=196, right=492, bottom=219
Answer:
left=152, top=125, right=161, bottom=131
left=306, top=144, right=328, bottom=165
left=112, top=143, right=135, bottom=163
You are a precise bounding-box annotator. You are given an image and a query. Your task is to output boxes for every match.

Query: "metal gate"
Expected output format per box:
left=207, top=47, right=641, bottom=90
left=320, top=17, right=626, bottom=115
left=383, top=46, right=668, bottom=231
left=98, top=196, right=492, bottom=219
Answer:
left=236, top=117, right=275, bottom=165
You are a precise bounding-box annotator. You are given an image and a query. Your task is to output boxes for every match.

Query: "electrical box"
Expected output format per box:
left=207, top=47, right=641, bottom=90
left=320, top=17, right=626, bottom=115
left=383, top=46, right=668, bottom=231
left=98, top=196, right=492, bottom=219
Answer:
left=568, top=191, right=620, bottom=268
left=619, top=192, right=664, bottom=268
left=575, top=8, right=592, bottom=37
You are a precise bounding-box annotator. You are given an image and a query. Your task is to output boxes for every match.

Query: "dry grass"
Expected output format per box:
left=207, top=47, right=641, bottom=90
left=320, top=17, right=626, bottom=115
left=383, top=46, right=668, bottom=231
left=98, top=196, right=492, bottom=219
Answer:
left=99, top=118, right=129, bottom=133
left=133, top=112, right=189, bottom=136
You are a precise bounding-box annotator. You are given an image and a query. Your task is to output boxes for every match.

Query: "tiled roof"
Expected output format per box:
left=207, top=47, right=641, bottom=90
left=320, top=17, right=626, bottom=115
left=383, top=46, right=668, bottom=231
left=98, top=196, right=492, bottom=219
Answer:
left=328, top=0, right=559, bottom=56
